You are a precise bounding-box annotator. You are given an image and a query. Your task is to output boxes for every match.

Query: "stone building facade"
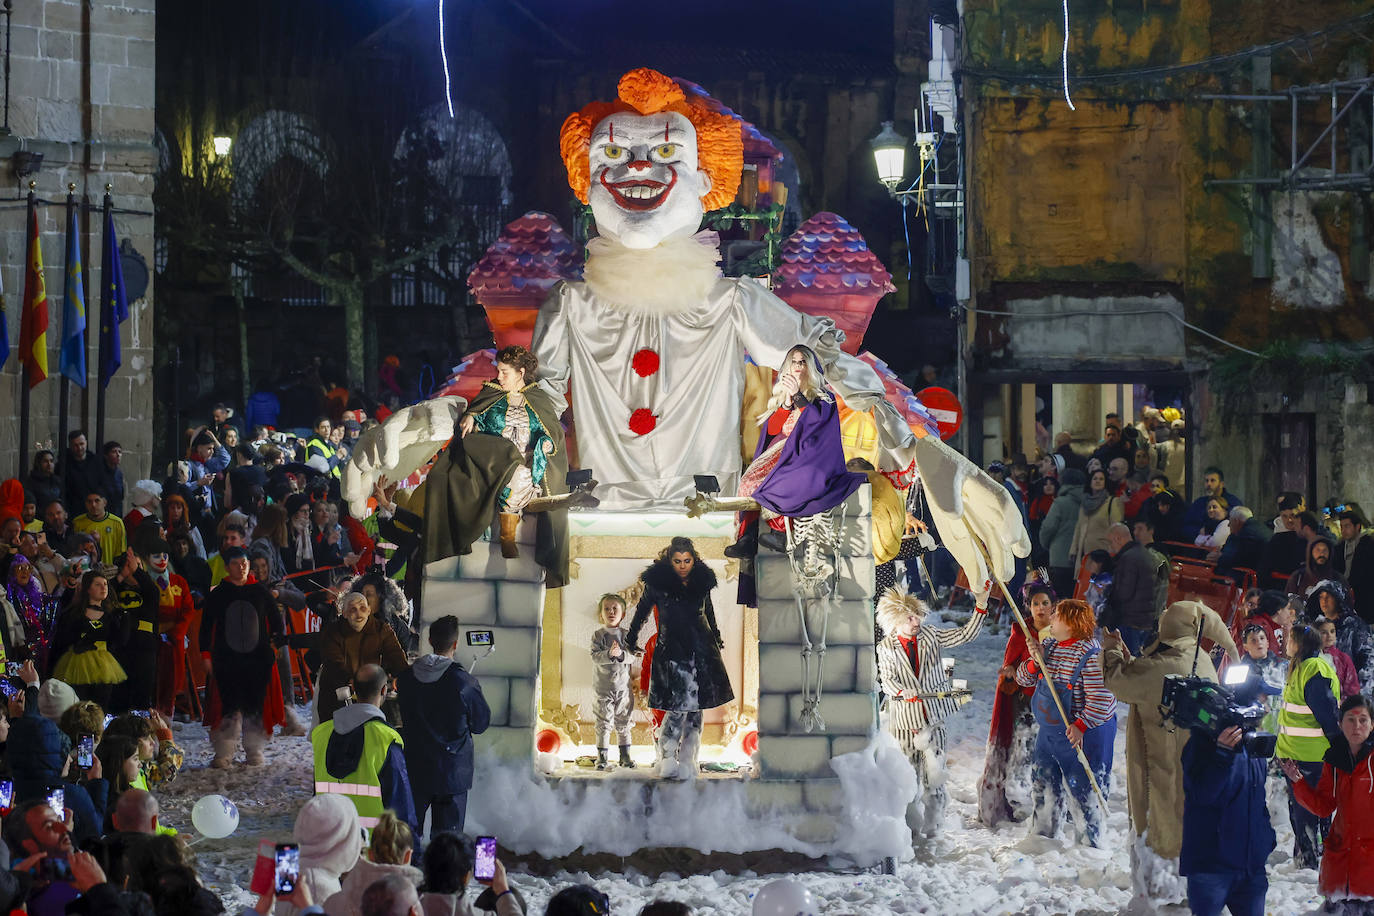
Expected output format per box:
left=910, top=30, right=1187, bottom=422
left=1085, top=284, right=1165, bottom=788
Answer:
left=0, top=0, right=156, bottom=494
left=956, top=0, right=1373, bottom=511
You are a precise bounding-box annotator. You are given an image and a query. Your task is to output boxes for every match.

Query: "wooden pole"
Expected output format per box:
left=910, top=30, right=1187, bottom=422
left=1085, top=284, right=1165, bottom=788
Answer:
left=57, top=186, right=75, bottom=448
left=95, top=189, right=110, bottom=449
left=962, top=517, right=1110, bottom=813
left=17, top=184, right=34, bottom=477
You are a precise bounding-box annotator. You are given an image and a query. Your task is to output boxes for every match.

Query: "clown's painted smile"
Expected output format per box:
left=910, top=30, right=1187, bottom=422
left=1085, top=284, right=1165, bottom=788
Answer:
left=599, top=170, right=678, bottom=211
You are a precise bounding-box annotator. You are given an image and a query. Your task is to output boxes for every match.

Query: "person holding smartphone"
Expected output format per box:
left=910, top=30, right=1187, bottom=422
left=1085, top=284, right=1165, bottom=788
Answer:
left=418, top=831, right=524, bottom=916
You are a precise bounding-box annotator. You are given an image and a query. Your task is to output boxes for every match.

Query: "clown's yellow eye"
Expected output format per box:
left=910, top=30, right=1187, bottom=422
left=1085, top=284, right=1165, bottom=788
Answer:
left=654, top=143, right=678, bottom=159
left=602, top=144, right=624, bottom=159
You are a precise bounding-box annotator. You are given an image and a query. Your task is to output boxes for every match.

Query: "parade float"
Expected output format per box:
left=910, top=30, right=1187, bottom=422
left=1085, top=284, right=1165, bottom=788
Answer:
left=344, top=68, right=1027, bottom=866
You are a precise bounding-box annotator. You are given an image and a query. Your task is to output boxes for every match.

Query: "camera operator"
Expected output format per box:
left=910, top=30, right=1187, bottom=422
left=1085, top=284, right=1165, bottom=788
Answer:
left=1102, top=600, right=1239, bottom=896
left=1180, top=716, right=1276, bottom=916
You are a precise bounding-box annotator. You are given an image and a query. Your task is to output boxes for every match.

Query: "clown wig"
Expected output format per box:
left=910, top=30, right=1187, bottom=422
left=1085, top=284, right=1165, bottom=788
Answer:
left=559, top=68, right=743, bottom=211
left=876, top=584, right=930, bottom=637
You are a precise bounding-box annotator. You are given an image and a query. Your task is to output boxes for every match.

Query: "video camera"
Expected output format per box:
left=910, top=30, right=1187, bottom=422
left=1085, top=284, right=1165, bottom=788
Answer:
left=1158, top=674, right=1277, bottom=757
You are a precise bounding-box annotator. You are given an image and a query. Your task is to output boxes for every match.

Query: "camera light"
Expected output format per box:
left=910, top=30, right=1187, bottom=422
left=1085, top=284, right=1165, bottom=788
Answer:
left=1223, top=665, right=1250, bottom=686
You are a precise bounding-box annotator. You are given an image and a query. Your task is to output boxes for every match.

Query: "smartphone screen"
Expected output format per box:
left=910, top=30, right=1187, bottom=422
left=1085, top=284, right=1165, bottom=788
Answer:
left=103, top=713, right=115, bottom=729
left=4, top=661, right=19, bottom=676
left=132, top=709, right=152, bottom=719
left=474, top=836, right=497, bottom=882
left=0, top=680, right=16, bottom=700
left=0, top=779, right=14, bottom=817
left=274, top=843, right=300, bottom=895
left=46, top=788, right=64, bottom=817
left=77, top=734, right=94, bottom=769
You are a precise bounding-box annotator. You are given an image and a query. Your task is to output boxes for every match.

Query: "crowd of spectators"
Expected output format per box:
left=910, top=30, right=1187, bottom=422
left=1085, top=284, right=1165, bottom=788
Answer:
left=2, top=396, right=804, bottom=914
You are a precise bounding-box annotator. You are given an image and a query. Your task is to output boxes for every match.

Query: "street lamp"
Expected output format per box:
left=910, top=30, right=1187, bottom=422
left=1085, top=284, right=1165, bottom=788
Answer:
left=213, top=136, right=232, bottom=157
left=869, top=121, right=906, bottom=192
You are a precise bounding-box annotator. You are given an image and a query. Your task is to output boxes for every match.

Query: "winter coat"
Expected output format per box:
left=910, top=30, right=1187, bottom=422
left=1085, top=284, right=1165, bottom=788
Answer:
left=1038, top=484, right=1083, bottom=569
left=1335, top=532, right=1374, bottom=625
left=1325, top=647, right=1361, bottom=701
left=1216, top=518, right=1271, bottom=576
left=1101, top=541, right=1166, bottom=632
left=323, top=856, right=422, bottom=916
left=395, top=654, right=490, bottom=798
left=1069, top=494, right=1123, bottom=567
left=25, top=471, right=62, bottom=513
left=1102, top=601, right=1239, bottom=860
left=1179, top=730, right=1275, bottom=876
left=1261, top=529, right=1307, bottom=587
left=626, top=559, right=733, bottom=712
left=1307, top=580, right=1374, bottom=698
left=315, top=615, right=409, bottom=723
left=7, top=684, right=108, bottom=846
left=1292, top=736, right=1374, bottom=901
left=1183, top=489, right=1244, bottom=540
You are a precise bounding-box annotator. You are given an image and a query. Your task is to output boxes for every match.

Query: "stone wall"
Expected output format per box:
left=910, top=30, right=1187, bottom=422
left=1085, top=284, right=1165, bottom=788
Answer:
left=0, top=0, right=157, bottom=493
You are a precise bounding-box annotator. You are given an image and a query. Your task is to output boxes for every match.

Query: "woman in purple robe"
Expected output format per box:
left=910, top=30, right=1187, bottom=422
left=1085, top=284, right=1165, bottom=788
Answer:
left=726, top=344, right=866, bottom=563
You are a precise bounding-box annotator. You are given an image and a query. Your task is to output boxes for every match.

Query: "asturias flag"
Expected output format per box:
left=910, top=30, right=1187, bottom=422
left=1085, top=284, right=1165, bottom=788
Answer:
left=18, top=207, right=48, bottom=386
left=59, top=204, right=87, bottom=387
left=99, top=206, right=129, bottom=387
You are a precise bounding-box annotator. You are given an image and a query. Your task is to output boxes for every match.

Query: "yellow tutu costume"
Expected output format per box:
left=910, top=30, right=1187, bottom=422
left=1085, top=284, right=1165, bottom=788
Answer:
left=52, top=646, right=127, bottom=685
left=51, top=614, right=128, bottom=686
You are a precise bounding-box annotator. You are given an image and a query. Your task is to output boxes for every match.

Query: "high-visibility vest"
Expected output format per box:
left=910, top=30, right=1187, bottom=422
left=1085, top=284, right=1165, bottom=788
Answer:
left=306, top=436, right=341, bottom=479
left=310, top=719, right=403, bottom=830
left=1276, top=655, right=1341, bottom=762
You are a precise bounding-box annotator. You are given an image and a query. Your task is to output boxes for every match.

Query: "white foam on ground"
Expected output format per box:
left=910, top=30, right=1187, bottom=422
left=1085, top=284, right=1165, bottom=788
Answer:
left=163, top=610, right=1332, bottom=914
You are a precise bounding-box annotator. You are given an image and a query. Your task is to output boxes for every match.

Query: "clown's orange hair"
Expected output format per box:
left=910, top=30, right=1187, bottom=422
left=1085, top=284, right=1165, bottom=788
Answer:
left=559, top=68, right=743, bottom=212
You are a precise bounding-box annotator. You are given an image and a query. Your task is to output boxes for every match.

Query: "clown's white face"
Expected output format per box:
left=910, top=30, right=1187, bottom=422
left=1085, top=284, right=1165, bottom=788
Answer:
left=588, top=111, right=710, bottom=249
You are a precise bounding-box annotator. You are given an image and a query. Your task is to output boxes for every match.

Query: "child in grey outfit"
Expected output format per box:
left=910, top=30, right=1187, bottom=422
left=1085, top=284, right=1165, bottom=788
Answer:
left=590, top=593, right=635, bottom=770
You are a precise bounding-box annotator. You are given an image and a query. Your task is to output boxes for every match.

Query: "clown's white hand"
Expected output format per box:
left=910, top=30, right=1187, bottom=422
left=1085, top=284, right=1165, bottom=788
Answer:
left=913, top=435, right=1031, bottom=608
left=341, top=396, right=466, bottom=518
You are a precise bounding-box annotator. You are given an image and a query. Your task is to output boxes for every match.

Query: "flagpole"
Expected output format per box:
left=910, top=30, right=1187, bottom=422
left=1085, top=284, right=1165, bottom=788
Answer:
left=17, top=180, right=33, bottom=477
left=57, top=184, right=74, bottom=448
left=95, top=187, right=110, bottom=450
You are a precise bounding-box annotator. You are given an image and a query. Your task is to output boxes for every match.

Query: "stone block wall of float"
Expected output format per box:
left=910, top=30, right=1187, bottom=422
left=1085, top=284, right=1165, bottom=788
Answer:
left=422, top=514, right=544, bottom=760
left=744, top=485, right=876, bottom=845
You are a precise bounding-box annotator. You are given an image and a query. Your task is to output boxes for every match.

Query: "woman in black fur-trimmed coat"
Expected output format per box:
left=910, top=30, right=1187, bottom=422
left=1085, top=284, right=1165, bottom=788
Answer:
left=626, top=537, right=733, bottom=779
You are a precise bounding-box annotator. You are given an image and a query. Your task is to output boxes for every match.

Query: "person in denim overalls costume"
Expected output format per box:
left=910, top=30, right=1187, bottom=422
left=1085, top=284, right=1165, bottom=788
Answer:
left=1018, top=599, right=1117, bottom=847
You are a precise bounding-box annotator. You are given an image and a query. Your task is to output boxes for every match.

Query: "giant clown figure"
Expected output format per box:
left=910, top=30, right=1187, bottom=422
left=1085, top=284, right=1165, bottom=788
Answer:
left=536, top=68, right=1026, bottom=600
left=347, top=66, right=1026, bottom=615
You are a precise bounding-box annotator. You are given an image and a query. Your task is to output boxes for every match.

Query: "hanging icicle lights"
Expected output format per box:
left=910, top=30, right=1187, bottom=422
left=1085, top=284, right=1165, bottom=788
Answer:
left=438, top=0, right=454, bottom=118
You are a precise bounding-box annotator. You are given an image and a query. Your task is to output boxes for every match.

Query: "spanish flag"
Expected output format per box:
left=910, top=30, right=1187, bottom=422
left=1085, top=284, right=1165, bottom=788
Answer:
left=18, top=207, right=48, bottom=386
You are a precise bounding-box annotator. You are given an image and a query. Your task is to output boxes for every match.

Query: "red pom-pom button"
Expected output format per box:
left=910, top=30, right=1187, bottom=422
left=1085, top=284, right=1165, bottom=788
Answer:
left=629, top=409, right=657, bottom=435
left=631, top=348, right=660, bottom=377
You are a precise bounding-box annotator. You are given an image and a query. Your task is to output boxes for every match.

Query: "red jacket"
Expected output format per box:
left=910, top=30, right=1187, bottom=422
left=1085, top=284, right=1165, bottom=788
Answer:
left=1293, top=739, right=1374, bottom=900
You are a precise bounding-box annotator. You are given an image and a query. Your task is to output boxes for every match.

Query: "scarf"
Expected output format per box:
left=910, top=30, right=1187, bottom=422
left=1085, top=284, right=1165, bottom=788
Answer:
left=292, top=518, right=314, bottom=568
left=1081, top=488, right=1113, bottom=515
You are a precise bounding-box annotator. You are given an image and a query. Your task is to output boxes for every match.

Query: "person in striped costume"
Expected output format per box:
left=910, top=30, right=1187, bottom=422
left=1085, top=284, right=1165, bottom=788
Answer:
left=1017, top=599, right=1117, bottom=847
left=875, top=584, right=985, bottom=838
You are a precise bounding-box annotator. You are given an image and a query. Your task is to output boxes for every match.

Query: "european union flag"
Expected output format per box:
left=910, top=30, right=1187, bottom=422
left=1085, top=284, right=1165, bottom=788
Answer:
left=99, top=206, right=129, bottom=388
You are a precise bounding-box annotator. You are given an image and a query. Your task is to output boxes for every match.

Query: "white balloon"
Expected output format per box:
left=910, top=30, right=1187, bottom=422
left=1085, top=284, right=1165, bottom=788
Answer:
left=190, top=794, right=240, bottom=839
left=751, top=879, right=819, bottom=916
